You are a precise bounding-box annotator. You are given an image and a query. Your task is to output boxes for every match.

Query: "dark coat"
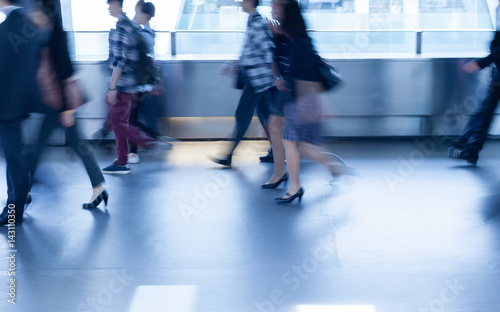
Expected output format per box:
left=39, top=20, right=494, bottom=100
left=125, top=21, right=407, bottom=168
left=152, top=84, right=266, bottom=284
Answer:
left=478, top=32, right=500, bottom=70
left=0, top=8, right=40, bottom=121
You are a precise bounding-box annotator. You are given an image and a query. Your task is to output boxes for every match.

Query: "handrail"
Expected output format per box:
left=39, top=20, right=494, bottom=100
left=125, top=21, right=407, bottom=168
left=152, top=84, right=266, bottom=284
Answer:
left=69, top=28, right=495, bottom=57
left=71, top=28, right=494, bottom=34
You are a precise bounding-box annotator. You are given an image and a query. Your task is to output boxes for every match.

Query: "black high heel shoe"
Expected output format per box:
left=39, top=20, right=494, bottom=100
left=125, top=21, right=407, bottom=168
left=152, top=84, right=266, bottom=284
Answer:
left=24, top=193, right=32, bottom=211
left=83, top=190, right=109, bottom=209
left=261, top=173, right=288, bottom=189
left=330, top=163, right=358, bottom=179
left=275, top=188, right=304, bottom=204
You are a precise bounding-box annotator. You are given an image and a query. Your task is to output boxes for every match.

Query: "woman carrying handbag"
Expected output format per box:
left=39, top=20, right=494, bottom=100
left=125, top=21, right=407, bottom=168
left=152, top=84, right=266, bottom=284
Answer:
left=27, top=0, right=108, bottom=209
left=275, top=1, right=355, bottom=203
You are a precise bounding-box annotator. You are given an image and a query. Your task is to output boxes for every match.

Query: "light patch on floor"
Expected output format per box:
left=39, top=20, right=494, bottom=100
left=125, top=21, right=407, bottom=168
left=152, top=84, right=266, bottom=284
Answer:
left=128, top=285, right=198, bottom=312
left=296, top=305, right=376, bottom=312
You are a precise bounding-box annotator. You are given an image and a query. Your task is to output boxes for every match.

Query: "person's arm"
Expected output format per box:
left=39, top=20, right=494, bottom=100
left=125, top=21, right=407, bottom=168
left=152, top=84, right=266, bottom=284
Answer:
left=107, top=22, right=129, bottom=105
left=107, top=67, right=122, bottom=105
left=477, top=47, right=500, bottom=69
left=464, top=47, right=500, bottom=74
left=271, top=63, right=286, bottom=91
left=253, top=20, right=287, bottom=91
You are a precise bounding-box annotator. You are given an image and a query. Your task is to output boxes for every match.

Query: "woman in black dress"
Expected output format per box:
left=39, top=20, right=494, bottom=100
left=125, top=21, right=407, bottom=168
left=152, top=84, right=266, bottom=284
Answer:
left=275, top=0, right=353, bottom=203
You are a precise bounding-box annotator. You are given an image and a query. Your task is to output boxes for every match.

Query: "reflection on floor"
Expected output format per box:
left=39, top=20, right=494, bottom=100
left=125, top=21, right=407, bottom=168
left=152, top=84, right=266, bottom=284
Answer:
left=1, top=139, right=500, bottom=312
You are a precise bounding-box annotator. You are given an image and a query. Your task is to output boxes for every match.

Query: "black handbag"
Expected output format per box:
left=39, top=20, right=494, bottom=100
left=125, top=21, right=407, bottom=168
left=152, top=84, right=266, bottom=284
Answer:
left=317, top=56, right=343, bottom=92
left=235, top=68, right=247, bottom=90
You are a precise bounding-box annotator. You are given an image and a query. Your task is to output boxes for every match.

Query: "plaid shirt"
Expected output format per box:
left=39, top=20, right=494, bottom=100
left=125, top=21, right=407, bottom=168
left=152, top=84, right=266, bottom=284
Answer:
left=239, top=12, right=275, bottom=93
left=109, top=14, right=139, bottom=93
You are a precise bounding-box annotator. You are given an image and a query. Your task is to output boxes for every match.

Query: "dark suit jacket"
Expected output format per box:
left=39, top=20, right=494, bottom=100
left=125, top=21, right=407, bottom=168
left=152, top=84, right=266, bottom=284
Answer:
left=478, top=32, right=500, bottom=70
left=0, top=8, right=40, bottom=121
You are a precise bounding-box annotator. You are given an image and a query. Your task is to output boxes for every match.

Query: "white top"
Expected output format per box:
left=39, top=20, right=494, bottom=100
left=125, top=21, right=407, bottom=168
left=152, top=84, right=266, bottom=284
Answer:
left=0, top=5, right=20, bottom=24
left=0, top=5, right=20, bottom=16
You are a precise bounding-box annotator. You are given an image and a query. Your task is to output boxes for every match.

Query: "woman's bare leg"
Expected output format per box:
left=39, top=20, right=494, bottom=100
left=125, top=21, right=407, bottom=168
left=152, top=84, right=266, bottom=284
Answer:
left=283, top=139, right=302, bottom=197
left=267, top=115, right=286, bottom=183
left=297, top=142, right=352, bottom=177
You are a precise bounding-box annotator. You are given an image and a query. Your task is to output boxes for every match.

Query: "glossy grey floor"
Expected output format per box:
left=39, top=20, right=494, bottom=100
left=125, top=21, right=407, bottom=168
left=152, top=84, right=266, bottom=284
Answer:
left=1, top=139, right=500, bottom=312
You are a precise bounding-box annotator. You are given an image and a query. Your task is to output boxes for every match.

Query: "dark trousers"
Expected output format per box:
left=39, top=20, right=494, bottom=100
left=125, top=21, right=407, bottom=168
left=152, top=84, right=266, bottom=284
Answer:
left=0, top=120, right=28, bottom=222
left=25, top=110, right=105, bottom=189
left=110, top=92, right=156, bottom=165
left=129, top=92, right=160, bottom=154
left=227, top=83, right=272, bottom=157
left=459, top=68, right=500, bottom=154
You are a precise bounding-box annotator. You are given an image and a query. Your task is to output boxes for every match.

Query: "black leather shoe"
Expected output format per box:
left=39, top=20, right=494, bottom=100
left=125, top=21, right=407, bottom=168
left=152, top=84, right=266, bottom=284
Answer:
left=457, top=149, right=479, bottom=165
left=209, top=155, right=232, bottom=166
left=259, top=152, right=274, bottom=163
left=275, top=188, right=304, bottom=204
left=24, top=193, right=32, bottom=211
left=261, top=173, right=288, bottom=189
left=450, top=147, right=479, bottom=165
left=83, top=190, right=109, bottom=209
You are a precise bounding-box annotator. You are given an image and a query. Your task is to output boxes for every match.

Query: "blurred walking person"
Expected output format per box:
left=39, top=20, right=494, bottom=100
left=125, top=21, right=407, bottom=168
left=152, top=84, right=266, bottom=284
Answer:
left=102, top=0, right=169, bottom=174
left=275, top=1, right=353, bottom=203
left=128, top=0, right=166, bottom=164
left=0, top=0, right=40, bottom=225
left=26, top=0, right=108, bottom=209
left=210, top=0, right=284, bottom=167
left=261, top=0, right=292, bottom=188
left=449, top=4, right=500, bottom=166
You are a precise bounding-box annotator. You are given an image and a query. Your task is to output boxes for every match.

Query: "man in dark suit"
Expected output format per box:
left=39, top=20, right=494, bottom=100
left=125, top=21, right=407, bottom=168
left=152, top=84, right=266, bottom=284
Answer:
left=0, top=0, right=40, bottom=225
left=448, top=30, right=500, bottom=166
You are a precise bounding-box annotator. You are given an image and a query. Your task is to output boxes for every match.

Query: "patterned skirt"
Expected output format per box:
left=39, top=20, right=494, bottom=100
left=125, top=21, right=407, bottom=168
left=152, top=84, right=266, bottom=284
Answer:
left=283, top=92, right=322, bottom=145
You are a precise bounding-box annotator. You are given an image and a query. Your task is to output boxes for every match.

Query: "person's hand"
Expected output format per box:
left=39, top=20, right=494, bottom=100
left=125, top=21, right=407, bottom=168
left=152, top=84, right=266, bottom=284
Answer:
left=275, top=77, right=287, bottom=92
left=60, top=110, right=75, bottom=128
left=64, top=78, right=84, bottom=109
left=463, top=61, right=480, bottom=74
left=220, top=62, right=236, bottom=77
left=268, top=19, right=281, bottom=35
left=106, top=90, right=118, bottom=105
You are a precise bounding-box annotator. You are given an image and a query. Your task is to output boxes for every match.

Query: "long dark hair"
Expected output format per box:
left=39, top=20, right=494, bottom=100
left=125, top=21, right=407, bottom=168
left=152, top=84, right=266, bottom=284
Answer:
left=281, top=0, right=308, bottom=40
left=32, top=0, right=63, bottom=32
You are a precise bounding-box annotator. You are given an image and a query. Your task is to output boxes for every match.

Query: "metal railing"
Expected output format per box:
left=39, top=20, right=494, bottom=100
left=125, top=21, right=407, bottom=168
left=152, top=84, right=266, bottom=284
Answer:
left=69, top=28, right=494, bottom=59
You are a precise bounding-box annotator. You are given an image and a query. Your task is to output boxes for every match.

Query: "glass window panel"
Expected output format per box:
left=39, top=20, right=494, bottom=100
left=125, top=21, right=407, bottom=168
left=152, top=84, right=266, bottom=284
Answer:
left=69, top=0, right=182, bottom=31
left=175, top=32, right=245, bottom=54
left=71, top=31, right=171, bottom=61
left=62, top=0, right=495, bottom=57
left=422, top=31, right=494, bottom=53
left=310, top=31, right=416, bottom=54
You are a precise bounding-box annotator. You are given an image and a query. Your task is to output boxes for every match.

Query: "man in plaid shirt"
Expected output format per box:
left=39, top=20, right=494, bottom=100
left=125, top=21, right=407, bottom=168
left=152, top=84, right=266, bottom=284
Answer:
left=102, top=0, right=165, bottom=174
left=211, top=0, right=284, bottom=166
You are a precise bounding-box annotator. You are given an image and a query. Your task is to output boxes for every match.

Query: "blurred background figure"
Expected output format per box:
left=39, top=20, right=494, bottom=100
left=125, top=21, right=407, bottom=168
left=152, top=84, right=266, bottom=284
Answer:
left=26, top=0, right=108, bottom=209
left=448, top=0, right=500, bottom=166
left=275, top=0, right=353, bottom=203
left=0, top=0, right=40, bottom=225
left=261, top=0, right=291, bottom=189
left=102, top=0, right=170, bottom=175
left=128, top=0, right=166, bottom=165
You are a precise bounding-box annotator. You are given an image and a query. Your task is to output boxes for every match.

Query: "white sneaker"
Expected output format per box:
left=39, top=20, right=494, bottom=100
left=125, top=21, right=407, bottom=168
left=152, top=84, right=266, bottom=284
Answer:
left=128, top=153, right=140, bottom=164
